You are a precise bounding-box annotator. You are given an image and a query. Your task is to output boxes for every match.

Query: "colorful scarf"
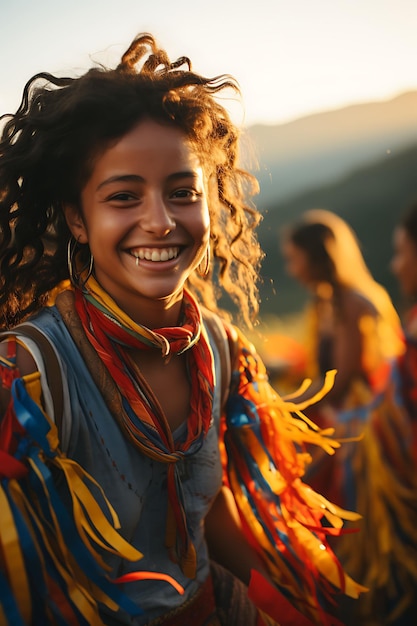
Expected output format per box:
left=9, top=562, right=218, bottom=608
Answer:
left=75, top=276, right=215, bottom=578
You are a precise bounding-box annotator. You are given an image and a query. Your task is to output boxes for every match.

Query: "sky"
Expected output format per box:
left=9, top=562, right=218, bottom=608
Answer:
left=1, top=0, right=417, bottom=127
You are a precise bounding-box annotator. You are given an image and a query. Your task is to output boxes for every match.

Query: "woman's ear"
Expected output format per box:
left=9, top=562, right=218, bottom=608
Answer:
left=63, top=205, right=88, bottom=244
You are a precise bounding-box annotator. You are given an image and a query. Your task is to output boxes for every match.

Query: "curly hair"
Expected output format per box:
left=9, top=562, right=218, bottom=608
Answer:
left=0, top=33, right=262, bottom=328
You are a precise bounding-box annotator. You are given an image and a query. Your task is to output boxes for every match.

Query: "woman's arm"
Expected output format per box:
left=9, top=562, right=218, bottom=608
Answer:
left=204, top=484, right=269, bottom=585
left=327, top=293, right=378, bottom=405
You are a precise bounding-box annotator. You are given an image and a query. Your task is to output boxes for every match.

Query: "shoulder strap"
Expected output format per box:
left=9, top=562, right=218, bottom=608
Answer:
left=1, top=323, right=64, bottom=433
left=201, top=308, right=236, bottom=411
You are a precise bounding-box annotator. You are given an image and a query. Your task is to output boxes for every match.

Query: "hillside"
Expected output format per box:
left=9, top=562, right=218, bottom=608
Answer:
left=256, top=142, right=417, bottom=318
left=244, top=91, right=417, bottom=205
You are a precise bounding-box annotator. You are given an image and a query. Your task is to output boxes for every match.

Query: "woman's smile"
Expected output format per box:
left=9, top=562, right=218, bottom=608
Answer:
left=130, top=246, right=180, bottom=263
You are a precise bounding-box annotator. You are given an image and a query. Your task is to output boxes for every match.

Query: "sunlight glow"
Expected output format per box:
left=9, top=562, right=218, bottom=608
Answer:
left=1, top=0, right=416, bottom=126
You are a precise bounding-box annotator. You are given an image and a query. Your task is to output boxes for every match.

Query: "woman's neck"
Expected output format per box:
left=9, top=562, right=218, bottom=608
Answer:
left=129, top=300, right=184, bottom=330
left=103, top=290, right=185, bottom=330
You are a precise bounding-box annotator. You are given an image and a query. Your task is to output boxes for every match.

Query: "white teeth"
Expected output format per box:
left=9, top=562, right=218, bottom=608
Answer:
left=131, top=247, right=179, bottom=262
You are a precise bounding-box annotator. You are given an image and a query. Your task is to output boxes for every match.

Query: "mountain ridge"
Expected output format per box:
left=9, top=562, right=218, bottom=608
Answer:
left=244, top=90, right=417, bottom=205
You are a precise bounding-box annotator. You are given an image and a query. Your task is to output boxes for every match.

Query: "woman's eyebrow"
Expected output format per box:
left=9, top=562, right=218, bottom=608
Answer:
left=97, top=174, right=144, bottom=190
left=167, top=171, right=199, bottom=181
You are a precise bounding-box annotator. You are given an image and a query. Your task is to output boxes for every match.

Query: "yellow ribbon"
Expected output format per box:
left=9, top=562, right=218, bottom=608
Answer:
left=0, top=484, right=32, bottom=622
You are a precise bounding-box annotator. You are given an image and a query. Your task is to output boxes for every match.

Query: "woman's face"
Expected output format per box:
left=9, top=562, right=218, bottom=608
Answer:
left=65, top=119, right=210, bottom=324
left=282, top=240, right=313, bottom=287
left=391, top=226, right=417, bottom=298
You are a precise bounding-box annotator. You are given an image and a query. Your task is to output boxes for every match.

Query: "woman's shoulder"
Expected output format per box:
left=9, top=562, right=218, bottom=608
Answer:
left=341, top=287, right=378, bottom=320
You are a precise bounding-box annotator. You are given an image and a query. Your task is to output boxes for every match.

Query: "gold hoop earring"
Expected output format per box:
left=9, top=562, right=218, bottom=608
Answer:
left=67, top=236, right=94, bottom=287
left=197, top=246, right=211, bottom=277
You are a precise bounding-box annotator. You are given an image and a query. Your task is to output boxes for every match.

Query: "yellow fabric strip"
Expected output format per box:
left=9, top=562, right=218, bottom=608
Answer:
left=54, top=456, right=143, bottom=562
left=85, top=275, right=167, bottom=348
left=21, top=371, right=143, bottom=566
left=21, top=370, right=61, bottom=453
left=0, top=483, right=32, bottom=622
left=280, top=370, right=338, bottom=412
left=229, top=466, right=308, bottom=606
left=280, top=504, right=367, bottom=599
left=22, top=461, right=119, bottom=617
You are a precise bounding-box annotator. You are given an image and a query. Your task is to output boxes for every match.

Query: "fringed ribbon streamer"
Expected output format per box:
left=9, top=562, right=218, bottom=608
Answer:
left=0, top=369, right=147, bottom=624
left=115, top=571, right=185, bottom=595
left=221, top=328, right=367, bottom=624
left=334, top=369, right=417, bottom=622
left=0, top=569, right=27, bottom=626
left=0, top=484, right=32, bottom=623
left=248, top=569, right=317, bottom=626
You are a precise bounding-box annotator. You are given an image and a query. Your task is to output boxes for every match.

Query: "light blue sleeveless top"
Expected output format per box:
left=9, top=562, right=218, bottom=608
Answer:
left=27, top=306, right=224, bottom=625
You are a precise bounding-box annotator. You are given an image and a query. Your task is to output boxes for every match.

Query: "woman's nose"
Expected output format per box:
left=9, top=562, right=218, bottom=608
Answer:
left=140, top=193, right=176, bottom=236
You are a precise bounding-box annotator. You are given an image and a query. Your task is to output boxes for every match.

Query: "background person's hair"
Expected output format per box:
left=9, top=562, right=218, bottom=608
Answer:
left=0, top=33, right=262, bottom=327
left=286, top=221, right=337, bottom=285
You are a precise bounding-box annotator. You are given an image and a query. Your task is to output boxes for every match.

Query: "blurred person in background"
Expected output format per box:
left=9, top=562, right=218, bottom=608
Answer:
left=281, top=208, right=417, bottom=626
left=391, top=198, right=417, bottom=458
left=282, top=209, right=403, bottom=410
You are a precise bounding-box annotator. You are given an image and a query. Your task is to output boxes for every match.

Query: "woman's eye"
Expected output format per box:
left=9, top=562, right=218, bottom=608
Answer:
left=172, top=188, right=199, bottom=200
left=109, top=192, right=136, bottom=202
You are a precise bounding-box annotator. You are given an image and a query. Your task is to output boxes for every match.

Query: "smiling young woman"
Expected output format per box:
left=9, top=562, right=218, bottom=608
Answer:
left=0, top=33, right=365, bottom=626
